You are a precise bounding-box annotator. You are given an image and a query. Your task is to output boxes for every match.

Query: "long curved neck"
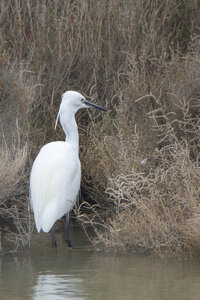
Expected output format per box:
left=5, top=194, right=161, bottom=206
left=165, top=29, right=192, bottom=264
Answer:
left=60, top=111, right=79, bottom=156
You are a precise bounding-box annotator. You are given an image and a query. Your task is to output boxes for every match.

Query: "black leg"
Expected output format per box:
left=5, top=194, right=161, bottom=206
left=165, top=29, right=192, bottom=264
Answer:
left=65, top=212, right=72, bottom=248
left=51, top=226, right=57, bottom=249
left=75, top=189, right=81, bottom=209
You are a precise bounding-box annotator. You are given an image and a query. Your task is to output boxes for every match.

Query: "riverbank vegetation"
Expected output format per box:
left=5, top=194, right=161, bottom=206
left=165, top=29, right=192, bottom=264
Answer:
left=0, top=0, right=200, bottom=256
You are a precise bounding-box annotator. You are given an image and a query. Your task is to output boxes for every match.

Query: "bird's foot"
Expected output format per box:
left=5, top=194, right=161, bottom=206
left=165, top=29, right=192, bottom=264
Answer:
left=66, top=239, right=72, bottom=249
left=52, top=240, right=57, bottom=249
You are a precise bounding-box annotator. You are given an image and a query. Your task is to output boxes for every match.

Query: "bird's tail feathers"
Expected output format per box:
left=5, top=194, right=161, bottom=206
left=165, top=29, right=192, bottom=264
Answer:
left=35, top=220, right=41, bottom=233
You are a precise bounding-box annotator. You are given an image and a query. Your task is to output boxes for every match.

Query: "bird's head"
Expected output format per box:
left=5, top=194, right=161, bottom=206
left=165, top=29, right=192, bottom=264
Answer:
left=55, top=91, right=106, bottom=129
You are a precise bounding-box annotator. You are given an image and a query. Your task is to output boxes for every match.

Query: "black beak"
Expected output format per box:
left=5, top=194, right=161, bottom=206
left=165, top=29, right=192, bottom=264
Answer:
left=83, top=100, right=106, bottom=112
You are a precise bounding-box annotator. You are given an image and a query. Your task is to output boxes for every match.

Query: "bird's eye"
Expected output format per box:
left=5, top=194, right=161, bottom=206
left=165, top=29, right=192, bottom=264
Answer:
left=81, top=98, right=85, bottom=103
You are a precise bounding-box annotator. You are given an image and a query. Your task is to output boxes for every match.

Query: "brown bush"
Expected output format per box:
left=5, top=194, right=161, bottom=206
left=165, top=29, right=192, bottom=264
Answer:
left=0, top=0, right=200, bottom=255
left=0, top=55, right=40, bottom=250
left=79, top=44, right=200, bottom=257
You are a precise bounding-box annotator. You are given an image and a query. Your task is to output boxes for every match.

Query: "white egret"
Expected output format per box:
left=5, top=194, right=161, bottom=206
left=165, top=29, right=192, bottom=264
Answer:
left=30, top=91, right=106, bottom=248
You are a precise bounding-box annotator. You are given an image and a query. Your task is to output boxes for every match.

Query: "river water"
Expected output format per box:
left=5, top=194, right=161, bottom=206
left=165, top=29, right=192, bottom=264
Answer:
left=0, top=225, right=200, bottom=300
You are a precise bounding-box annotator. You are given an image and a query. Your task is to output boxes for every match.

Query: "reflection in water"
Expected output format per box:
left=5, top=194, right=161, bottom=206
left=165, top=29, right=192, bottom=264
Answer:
left=32, top=274, right=85, bottom=300
left=0, top=226, right=200, bottom=300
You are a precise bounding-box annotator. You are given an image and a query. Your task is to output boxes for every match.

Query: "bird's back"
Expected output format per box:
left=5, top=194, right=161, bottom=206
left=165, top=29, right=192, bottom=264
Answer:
left=30, top=141, right=81, bottom=233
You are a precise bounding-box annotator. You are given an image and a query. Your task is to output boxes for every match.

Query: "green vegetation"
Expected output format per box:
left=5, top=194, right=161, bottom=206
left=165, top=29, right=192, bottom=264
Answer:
left=0, top=0, right=200, bottom=256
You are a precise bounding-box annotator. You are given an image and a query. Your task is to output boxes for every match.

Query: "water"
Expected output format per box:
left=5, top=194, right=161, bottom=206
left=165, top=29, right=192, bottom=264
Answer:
left=0, top=226, right=200, bottom=300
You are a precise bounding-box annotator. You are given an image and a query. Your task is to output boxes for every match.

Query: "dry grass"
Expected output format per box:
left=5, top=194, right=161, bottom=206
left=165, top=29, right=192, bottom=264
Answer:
left=0, top=0, right=200, bottom=255
left=79, top=44, right=200, bottom=257
left=102, top=147, right=200, bottom=256
left=0, top=56, right=40, bottom=251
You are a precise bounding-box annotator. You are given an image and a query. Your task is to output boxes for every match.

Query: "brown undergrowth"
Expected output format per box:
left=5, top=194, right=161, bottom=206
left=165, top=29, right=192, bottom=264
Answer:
left=79, top=45, right=200, bottom=257
left=0, top=55, right=41, bottom=250
left=0, top=0, right=200, bottom=255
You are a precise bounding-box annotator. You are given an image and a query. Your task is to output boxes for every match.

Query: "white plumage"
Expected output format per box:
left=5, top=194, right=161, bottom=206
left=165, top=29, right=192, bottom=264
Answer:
left=30, top=91, right=106, bottom=247
left=30, top=141, right=80, bottom=232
